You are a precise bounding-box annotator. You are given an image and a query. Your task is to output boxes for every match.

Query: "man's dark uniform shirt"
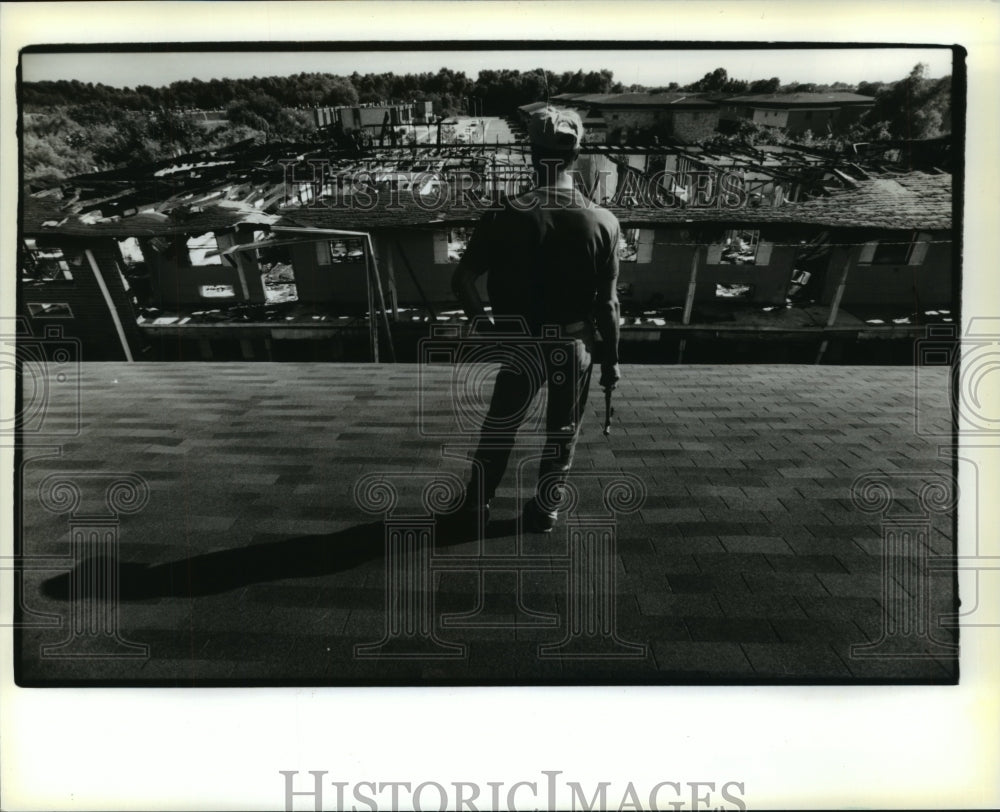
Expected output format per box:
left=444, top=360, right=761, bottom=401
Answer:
left=464, top=186, right=620, bottom=334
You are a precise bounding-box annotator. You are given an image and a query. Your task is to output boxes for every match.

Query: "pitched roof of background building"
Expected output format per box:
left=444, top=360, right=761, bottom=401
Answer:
left=554, top=92, right=716, bottom=108
left=517, top=101, right=551, bottom=114
left=549, top=93, right=618, bottom=106
left=723, top=92, right=876, bottom=107
left=600, top=92, right=715, bottom=107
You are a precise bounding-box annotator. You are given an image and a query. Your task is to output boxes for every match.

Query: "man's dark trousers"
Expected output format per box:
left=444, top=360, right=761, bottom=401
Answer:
left=468, top=333, right=594, bottom=507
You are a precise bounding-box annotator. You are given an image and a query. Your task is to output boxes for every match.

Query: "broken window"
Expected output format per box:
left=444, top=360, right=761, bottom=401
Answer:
left=257, top=240, right=298, bottom=305
left=198, top=284, right=236, bottom=299
left=870, top=240, right=911, bottom=265
left=447, top=228, right=473, bottom=263
left=616, top=229, right=655, bottom=263
left=114, top=237, right=154, bottom=310
left=618, top=229, right=639, bottom=262
left=874, top=233, right=916, bottom=265
left=21, top=239, right=74, bottom=282
left=27, top=302, right=74, bottom=318
left=716, top=283, right=754, bottom=299
left=710, top=229, right=769, bottom=265
left=187, top=233, right=223, bottom=266
left=118, top=237, right=144, bottom=268
left=858, top=232, right=928, bottom=266
left=316, top=239, right=365, bottom=264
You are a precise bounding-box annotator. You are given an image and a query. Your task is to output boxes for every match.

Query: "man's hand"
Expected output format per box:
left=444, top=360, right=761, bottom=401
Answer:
left=599, top=363, right=620, bottom=390
left=468, top=314, right=496, bottom=335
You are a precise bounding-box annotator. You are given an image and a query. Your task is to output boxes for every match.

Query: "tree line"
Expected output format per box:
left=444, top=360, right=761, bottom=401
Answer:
left=23, top=64, right=933, bottom=116
left=21, top=67, right=620, bottom=115
left=21, top=64, right=951, bottom=185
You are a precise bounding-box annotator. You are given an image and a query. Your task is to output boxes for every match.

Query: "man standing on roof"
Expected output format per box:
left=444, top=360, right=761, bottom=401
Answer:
left=451, top=105, right=622, bottom=533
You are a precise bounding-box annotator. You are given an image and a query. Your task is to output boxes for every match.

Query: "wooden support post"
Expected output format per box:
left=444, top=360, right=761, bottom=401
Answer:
left=379, top=234, right=400, bottom=322
left=677, top=247, right=702, bottom=363
left=234, top=260, right=252, bottom=302
left=366, top=235, right=396, bottom=362
left=395, top=239, right=437, bottom=320
left=681, top=247, right=701, bottom=326
left=816, top=247, right=854, bottom=364
left=364, top=242, right=378, bottom=362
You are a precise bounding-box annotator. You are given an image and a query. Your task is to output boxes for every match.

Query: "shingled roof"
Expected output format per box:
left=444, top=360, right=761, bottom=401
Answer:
left=553, top=92, right=716, bottom=109
left=273, top=172, right=951, bottom=231
left=516, top=101, right=551, bottom=114
left=596, top=92, right=717, bottom=108
left=23, top=170, right=951, bottom=237
left=792, top=172, right=951, bottom=230
left=724, top=92, right=875, bottom=107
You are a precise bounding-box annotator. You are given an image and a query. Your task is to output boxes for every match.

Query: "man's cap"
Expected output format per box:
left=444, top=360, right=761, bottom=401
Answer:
left=528, top=106, right=583, bottom=151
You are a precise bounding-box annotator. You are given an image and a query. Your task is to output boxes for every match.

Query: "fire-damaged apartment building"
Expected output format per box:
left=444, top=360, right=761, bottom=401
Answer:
left=19, top=134, right=953, bottom=363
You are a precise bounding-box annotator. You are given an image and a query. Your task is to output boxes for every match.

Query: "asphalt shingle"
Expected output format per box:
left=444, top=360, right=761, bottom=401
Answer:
left=15, top=362, right=957, bottom=685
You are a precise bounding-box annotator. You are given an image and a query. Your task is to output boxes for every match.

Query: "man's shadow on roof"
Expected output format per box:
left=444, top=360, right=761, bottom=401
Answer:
left=40, top=516, right=520, bottom=602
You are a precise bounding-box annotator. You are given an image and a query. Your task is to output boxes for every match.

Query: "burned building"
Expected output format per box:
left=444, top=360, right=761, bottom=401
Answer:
left=312, top=101, right=431, bottom=138
left=18, top=134, right=954, bottom=363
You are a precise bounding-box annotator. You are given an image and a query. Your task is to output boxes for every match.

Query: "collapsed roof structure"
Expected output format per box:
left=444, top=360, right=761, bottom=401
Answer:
left=19, top=131, right=955, bottom=362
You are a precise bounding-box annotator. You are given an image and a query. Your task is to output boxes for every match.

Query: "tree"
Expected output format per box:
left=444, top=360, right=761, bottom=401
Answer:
left=862, top=63, right=951, bottom=139
left=227, top=97, right=275, bottom=132
left=90, top=115, right=161, bottom=167
left=149, top=108, right=203, bottom=152
left=23, top=130, right=97, bottom=184
left=856, top=81, right=884, bottom=98
left=749, top=77, right=781, bottom=93
left=685, top=67, right=729, bottom=92
left=683, top=67, right=750, bottom=94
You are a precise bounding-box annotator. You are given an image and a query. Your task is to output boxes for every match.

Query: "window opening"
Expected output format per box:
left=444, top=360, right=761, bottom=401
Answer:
left=27, top=302, right=74, bottom=317
left=719, top=230, right=761, bottom=264
left=21, top=239, right=74, bottom=282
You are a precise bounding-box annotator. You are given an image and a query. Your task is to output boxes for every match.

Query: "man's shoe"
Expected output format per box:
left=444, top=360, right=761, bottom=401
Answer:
left=522, top=497, right=557, bottom=533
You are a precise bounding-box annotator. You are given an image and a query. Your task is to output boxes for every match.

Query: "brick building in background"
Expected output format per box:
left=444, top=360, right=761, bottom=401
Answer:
left=719, top=92, right=875, bottom=136
left=554, top=92, right=721, bottom=144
